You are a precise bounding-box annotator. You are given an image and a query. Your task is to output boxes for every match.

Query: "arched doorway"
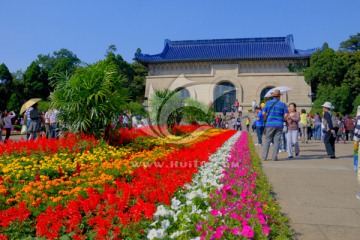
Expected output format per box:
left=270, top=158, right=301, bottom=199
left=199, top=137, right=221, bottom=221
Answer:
left=176, top=88, right=190, bottom=99
left=260, top=86, right=274, bottom=104
left=214, top=82, right=236, bottom=112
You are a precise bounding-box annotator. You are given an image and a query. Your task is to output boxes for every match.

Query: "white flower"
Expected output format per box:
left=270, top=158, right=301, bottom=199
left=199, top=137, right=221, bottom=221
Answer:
left=157, top=229, right=167, bottom=239
left=171, top=197, right=181, bottom=210
left=170, top=230, right=189, bottom=239
left=147, top=229, right=158, bottom=240
left=186, top=191, right=197, bottom=201
left=161, top=219, right=170, bottom=229
left=190, top=205, right=197, bottom=215
left=154, top=205, right=168, bottom=219
left=146, top=132, right=241, bottom=237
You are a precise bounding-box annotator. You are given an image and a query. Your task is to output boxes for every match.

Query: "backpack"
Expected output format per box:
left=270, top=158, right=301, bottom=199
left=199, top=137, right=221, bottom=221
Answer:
left=30, top=108, right=39, bottom=119
left=330, top=112, right=339, bottom=129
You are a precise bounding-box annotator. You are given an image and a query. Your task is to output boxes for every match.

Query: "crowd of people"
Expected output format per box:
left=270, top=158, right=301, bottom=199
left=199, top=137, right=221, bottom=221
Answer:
left=0, top=104, right=61, bottom=143
left=115, top=110, right=149, bottom=129
left=213, top=92, right=358, bottom=162
left=251, top=91, right=358, bottom=160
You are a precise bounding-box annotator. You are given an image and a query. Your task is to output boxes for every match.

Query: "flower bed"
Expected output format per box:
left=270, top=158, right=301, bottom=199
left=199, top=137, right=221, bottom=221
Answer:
left=0, top=127, right=234, bottom=239
left=0, top=128, right=292, bottom=239
left=146, top=131, right=293, bottom=239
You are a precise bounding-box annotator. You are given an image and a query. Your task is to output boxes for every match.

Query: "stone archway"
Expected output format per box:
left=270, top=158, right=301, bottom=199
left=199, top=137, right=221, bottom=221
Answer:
left=214, top=82, right=236, bottom=112
left=260, top=86, right=275, bottom=103
left=175, top=87, right=190, bottom=99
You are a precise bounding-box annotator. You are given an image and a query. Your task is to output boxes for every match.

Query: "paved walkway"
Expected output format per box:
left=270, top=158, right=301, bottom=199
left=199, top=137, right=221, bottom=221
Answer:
left=249, top=129, right=360, bottom=240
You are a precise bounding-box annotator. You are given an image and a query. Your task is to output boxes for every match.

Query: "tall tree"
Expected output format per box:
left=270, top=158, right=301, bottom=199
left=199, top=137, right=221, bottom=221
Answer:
left=339, top=33, right=360, bottom=52
left=304, top=48, right=345, bottom=93
left=105, top=48, right=147, bottom=101
left=0, top=63, right=14, bottom=110
left=23, top=61, right=49, bottom=100
left=341, top=51, right=360, bottom=97
left=37, top=48, right=80, bottom=80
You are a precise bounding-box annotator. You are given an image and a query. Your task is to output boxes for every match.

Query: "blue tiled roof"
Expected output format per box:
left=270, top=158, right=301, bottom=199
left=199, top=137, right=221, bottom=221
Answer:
left=135, top=35, right=318, bottom=64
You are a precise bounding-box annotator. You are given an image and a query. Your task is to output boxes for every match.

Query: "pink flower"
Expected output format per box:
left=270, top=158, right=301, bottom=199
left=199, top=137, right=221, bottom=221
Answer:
left=223, top=184, right=232, bottom=192
left=241, top=225, right=254, bottom=238
left=232, top=228, right=240, bottom=235
left=213, top=230, right=223, bottom=239
left=210, top=209, right=219, bottom=216
left=262, top=225, right=271, bottom=236
left=258, top=214, right=266, bottom=224
left=220, top=208, right=226, bottom=215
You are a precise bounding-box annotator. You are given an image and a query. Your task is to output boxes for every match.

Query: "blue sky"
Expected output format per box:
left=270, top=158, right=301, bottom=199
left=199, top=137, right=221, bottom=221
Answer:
left=0, top=0, right=359, bottom=72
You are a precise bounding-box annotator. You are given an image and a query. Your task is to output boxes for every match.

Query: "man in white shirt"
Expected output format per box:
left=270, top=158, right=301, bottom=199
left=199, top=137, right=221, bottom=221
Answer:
left=252, top=100, right=256, bottom=112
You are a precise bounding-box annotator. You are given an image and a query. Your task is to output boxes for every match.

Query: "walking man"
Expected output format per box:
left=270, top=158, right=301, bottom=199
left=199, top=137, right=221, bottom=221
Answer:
left=261, top=90, right=288, bottom=161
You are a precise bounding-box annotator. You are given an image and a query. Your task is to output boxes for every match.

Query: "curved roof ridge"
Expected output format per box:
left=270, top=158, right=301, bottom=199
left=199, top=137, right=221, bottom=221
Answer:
left=135, top=35, right=318, bottom=64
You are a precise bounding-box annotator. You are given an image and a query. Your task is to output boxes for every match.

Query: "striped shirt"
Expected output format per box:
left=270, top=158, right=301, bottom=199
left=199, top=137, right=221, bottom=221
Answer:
left=354, top=116, right=360, bottom=142
left=262, top=98, right=288, bottom=127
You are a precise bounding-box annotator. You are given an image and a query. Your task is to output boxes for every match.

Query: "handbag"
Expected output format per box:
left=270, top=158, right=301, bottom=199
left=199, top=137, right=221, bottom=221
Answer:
left=21, top=125, right=27, bottom=134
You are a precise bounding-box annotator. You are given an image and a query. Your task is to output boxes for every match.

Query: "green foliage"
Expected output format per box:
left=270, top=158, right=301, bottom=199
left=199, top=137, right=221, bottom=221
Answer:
left=23, top=61, right=49, bottom=100
left=353, top=94, right=360, bottom=115
left=182, top=98, right=215, bottom=124
left=341, top=51, right=360, bottom=97
left=6, top=93, right=22, bottom=113
left=38, top=101, right=51, bottom=112
left=287, top=60, right=308, bottom=74
left=0, top=63, right=14, bottom=110
left=339, top=33, right=360, bottom=52
left=304, top=48, right=345, bottom=90
left=149, top=89, right=183, bottom=127
left=105, top=50, right=147, bottom=102
left=125, top=101, right=146, bottom=116
left=37, top=48, right=80, bottom=78
left=50, top=60, right=129, bottom=138
left=310, top=84, right=333, bottom=115
left=331, top=84, right=352, bottom=114
left=310, top=84, right=353, bottom=115
left=322, top=42, right=329, bottom=50
left=305, top=39, right=360, bottom=115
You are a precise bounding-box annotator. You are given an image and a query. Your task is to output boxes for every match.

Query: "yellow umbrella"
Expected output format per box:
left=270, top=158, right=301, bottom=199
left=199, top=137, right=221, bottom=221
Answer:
left=20, top=98, right=42, bottom=115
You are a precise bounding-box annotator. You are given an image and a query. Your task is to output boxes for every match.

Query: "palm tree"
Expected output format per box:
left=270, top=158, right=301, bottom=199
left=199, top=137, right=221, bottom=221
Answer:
left=50, top=60, right=128, bottom=138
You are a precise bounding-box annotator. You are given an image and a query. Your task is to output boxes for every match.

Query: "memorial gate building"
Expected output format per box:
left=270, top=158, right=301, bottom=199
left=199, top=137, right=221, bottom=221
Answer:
left=135, top=35, right=318, bottom=112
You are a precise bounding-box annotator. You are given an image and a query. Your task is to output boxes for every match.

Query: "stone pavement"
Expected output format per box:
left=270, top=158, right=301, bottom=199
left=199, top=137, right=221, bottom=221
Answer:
left=249, top=129, right=360, bottom=240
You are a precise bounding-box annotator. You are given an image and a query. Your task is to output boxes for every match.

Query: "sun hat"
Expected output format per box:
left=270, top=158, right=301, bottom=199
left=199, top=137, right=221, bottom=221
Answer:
left=321, top=101, right=334, bottom=110
left=271, top=89, right=283, bottom=97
